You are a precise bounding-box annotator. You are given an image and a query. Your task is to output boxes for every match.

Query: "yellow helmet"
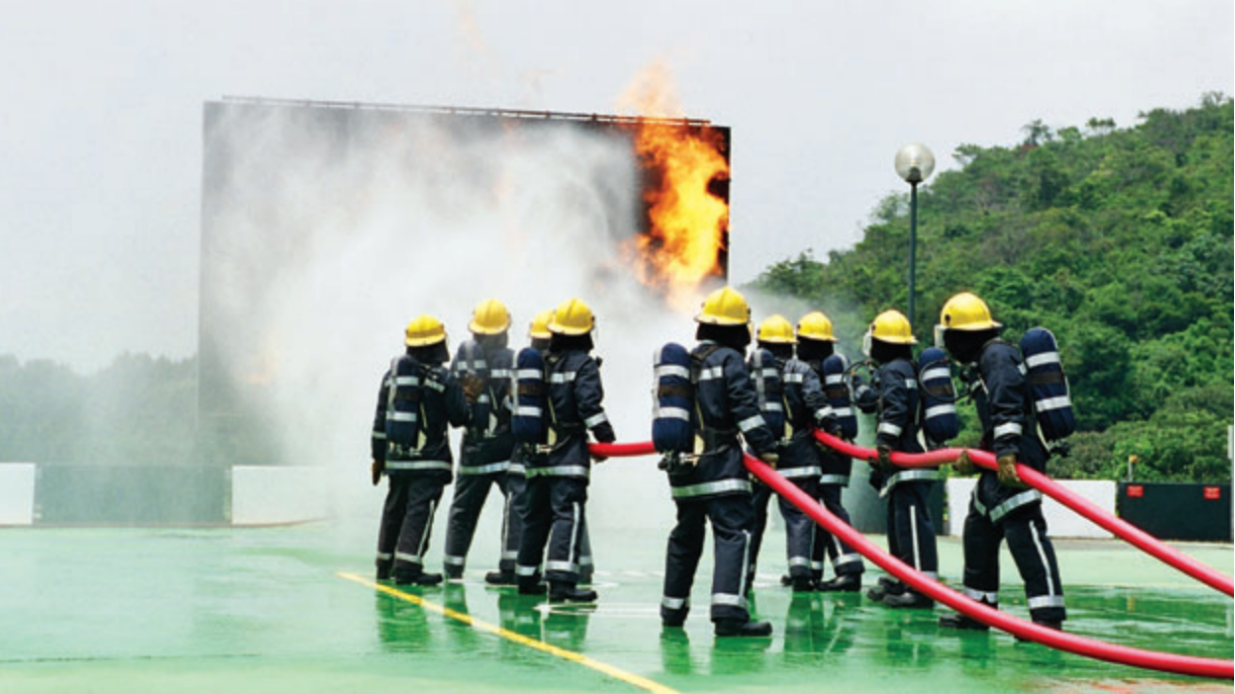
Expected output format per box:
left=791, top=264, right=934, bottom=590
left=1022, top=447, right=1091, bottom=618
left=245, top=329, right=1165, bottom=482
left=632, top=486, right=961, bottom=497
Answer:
left=757, top=314, right=796, bottom=344
left=938, top=292, right=1002, bottom=331
left=695, top=287, right=750, bottom=326
left=868, top=310, right=917, bottom=345
left=468, top=298, right=511, bottom=335
left=529, top=309, right=554, bottom=340
left=548, top=297, right=594, bottom=335
left=796, top=311, right=837, bottom=342
left=405, top=314, right=447, bottom=347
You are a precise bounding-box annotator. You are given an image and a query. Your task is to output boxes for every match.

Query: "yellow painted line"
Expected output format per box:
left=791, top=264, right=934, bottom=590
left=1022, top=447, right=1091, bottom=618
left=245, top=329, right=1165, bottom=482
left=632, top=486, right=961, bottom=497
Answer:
left=337, top=572, right=683, bottom=694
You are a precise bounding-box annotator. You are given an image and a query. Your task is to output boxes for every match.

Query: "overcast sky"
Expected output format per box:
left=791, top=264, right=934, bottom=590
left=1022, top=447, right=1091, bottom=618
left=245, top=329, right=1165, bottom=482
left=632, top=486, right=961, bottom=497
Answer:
left=1, top=0, right=1230, bottom=373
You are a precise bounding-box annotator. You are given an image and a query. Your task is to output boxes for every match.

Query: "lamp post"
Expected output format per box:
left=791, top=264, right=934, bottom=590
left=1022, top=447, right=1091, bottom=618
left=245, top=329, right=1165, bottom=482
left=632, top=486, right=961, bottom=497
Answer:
left=894, top=143, right=935, bottom=330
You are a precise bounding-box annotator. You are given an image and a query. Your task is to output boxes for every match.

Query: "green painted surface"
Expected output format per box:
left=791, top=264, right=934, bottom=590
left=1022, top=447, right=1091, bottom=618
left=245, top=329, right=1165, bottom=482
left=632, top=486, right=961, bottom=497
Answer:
left=0, top=522, right=1230, bottom=693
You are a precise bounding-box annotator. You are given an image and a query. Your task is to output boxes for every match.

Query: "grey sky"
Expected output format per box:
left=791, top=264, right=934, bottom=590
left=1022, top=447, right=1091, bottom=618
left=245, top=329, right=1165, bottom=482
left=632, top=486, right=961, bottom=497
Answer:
left=1, top=0, right=1230, bottom=373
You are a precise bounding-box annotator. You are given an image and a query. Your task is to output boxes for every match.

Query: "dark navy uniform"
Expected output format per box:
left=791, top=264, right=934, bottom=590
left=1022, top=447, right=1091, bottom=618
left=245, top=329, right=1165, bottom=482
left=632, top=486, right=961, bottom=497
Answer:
left=874, top=358, right=940, bottom=590
left=443, top=343, right=518, bottom=578
left=661, top=342, right=779, bottom=626
left=805, top=357, right=866, bottom=585
left=515, top=349, right=614, bottom=588
left=960, top=340, right=1066, bottom=624
left=748, top=357, right=825, bottom=588
left=372, top=356, right=470, bottom=583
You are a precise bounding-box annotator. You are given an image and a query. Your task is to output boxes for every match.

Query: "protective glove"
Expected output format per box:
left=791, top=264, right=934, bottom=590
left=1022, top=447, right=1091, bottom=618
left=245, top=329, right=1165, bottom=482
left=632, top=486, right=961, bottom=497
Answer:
left=875, top=445, right=893, bottom=472
left=997, top=453, right=1025, bottom=488
left=370, top=459, right=385, bottom=486
left=759, top=452, right=779, bottom=469
left=954, top=450, right=976, bottom=476
left=590, top=453, right=609, bottom=465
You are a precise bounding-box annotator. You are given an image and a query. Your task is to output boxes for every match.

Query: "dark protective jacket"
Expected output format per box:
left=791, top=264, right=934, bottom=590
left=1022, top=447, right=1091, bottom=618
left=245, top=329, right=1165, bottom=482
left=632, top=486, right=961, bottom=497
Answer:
left=371, top=358, right=470, bottom=481
left=452, top=343, right=516, bottom=473
left=537, top=349, right=616, bottom=478
left=775, top=357, right=828, bottom=476
left=874, top=357, right=936, bottom=495
left=971, top=339, right=1048, bottom=470
left=804, top=356, right=860, bottom=485
left=670, top=341, right=777, bottom=501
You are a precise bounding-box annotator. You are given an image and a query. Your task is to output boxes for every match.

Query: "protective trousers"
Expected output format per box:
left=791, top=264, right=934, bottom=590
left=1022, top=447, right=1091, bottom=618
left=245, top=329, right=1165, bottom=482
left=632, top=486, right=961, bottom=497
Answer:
left=811, top=484, right=865, bottom=581
left=661, top=493, right=754, bottom=625
left=516, top=475, right=590, bottom=586
left=749, top=476, right=817, bottom=585
left=377, top=474, right=445, bottom=582
left=886, top=479, right=939, bottom=584
left=961, top=473, right=1066, bottom=624
left=443, top=468, right=518, bottom=577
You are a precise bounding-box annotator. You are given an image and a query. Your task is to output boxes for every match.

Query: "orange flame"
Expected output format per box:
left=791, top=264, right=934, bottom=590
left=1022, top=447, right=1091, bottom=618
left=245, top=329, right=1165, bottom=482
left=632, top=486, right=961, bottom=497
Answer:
left=617, top=62, right=729, bottom=305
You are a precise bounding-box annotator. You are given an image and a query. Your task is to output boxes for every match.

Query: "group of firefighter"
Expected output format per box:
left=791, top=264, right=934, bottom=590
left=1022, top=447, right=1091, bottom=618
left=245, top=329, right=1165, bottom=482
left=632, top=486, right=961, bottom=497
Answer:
left=369, top=287, right=1066, bottom=639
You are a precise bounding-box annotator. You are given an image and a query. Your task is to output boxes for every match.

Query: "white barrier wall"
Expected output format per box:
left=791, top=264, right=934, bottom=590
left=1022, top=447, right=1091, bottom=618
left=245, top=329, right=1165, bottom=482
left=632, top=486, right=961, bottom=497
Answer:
left=946, top=478, right=1116, bottom=539
left=0, top=463, right=37, bottom=525
left=231, top=466, right=329, bottom=526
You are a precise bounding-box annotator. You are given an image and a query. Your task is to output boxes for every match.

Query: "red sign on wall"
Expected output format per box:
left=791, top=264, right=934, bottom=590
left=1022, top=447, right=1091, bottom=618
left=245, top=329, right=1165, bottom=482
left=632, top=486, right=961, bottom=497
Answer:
left=1127, top=485, right=1144, bottom=498
left=1203, top=486, right=1222, bottom=501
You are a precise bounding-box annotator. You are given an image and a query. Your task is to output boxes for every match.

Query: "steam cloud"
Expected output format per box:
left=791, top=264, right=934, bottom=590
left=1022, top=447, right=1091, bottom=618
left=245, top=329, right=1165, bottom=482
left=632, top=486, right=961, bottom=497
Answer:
left=202, top=104, right=705, bottom=534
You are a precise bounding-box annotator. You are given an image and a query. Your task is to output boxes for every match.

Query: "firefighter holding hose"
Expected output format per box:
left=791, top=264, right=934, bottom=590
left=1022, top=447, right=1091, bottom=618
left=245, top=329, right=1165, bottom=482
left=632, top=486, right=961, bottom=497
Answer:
left=935, top=292, right=1066, bottom=632
left=864, top=310, right=940, bottom=609
left=746, top=314, right=826, bottom=593
left=660, top=286, right=779, bottom=638
left=795, top=311, right=867, bottom=592
left=515, top=297, right=614, bottom=602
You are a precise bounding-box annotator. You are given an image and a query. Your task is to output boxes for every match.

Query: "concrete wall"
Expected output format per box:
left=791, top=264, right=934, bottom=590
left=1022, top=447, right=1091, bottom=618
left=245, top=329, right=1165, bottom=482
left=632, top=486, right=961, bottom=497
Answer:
left=0, top=463, right=36, bottom=525
left=945, top=478, right=1115, bottom=539
left=231, top=465, right=330, bottom=526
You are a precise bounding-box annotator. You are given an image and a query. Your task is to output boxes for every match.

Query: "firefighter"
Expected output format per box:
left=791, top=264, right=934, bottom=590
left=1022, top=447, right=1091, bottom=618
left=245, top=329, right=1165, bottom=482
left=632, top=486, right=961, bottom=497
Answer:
left=515, top=297, right=614, bottom=602
left=661, top=286, right=779, bottom=638
left=795, top=311, right=866, bottom=592
left=746, top=314, right=826, bottom=593
left=935, top=292, right=1066, bottom=631
left=506, top=310, right=598, bottom=587
left=371, top=315, right=475, bottom=586
left=442, top=299, right=519, bottom=583
left=865, top=310, right=939, bottom=608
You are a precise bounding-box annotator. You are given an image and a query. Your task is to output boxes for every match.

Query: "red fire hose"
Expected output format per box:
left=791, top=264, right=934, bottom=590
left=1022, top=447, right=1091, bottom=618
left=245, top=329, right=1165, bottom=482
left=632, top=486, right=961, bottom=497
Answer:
left=587, top=439, right=1234, bottom=680
left=743, top=452, right=1234, bottom=680
left=812, top=431, right=1235, bottom=597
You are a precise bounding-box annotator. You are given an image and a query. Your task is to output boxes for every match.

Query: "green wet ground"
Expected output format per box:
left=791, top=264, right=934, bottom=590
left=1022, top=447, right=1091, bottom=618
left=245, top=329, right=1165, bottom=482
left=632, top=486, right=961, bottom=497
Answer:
left=1, top=521, right=1230, bottom=694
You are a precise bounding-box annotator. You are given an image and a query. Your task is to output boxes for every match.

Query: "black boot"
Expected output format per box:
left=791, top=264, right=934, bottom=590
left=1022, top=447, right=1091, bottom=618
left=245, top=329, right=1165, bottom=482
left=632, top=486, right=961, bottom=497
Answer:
left=939, top=611, right=991, bottom=631
left=517, top=576, right=547, bottom=596
left=882, top=590, right=934, bottom=608
left=549, top=582, right=597, bottom=603
left=817, top=574, right=861, bottom=593
left=662, top=610, right=688, bottom=628
left=865, top=576, right=896, bottom=601
left=376, top=563, right=392, bottom=581
left=791, top=575, right=816, bottom=593
left=485, top=570, right=517, bottom=586
left=394, top=571, right=443, bottom=587
left=714, top=618, right=773, bottom=638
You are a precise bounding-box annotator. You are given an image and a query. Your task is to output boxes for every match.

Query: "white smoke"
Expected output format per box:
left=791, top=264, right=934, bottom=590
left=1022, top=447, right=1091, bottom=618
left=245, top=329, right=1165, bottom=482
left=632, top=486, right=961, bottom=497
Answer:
left=203, top=104, right=707, bottom=547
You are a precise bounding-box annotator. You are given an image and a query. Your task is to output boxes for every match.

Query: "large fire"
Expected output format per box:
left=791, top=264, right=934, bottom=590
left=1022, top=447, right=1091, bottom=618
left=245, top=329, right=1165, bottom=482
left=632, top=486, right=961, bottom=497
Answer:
left=617, top=62, right=729, bottom=306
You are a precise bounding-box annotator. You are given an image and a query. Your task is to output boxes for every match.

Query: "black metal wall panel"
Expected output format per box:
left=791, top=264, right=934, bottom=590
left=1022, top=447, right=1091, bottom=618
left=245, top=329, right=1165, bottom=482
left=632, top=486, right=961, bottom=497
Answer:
left=1117, top=482, right=1232, bottom=542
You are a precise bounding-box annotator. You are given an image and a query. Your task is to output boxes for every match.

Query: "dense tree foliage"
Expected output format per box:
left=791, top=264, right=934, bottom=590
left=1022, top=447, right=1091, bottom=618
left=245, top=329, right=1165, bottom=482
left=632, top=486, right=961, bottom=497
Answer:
left=753, top=95, right=1233, bottom=482
left=0, top=353, right=198, bottom=465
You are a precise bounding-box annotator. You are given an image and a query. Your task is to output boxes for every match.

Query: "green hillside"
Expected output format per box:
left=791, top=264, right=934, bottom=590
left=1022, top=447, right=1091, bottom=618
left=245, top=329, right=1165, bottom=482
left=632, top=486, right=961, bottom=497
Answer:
left=753, top=93, right=1233, bottom=483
